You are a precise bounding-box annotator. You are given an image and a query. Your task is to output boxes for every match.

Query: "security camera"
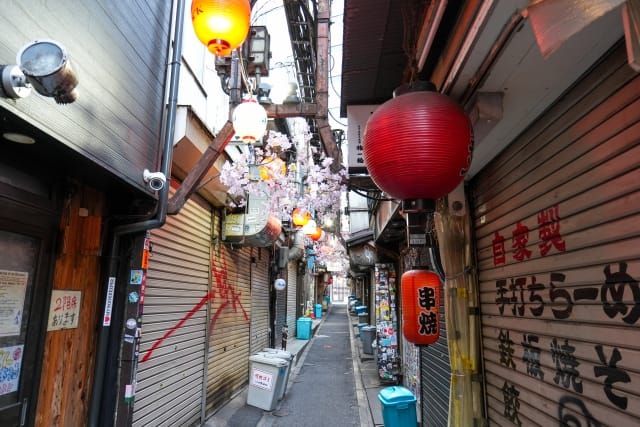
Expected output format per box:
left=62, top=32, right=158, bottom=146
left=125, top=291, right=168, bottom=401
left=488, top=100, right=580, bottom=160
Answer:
left=143, top=169, right=166, bottom=191
left=17, top=40, right=79, bottom=104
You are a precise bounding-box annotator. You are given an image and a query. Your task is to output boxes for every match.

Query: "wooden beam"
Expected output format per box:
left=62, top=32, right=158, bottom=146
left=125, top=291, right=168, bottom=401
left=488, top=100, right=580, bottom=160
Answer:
left=265, top=102, right=317, bottom=118
left=167, top=120, right=235, bottom=214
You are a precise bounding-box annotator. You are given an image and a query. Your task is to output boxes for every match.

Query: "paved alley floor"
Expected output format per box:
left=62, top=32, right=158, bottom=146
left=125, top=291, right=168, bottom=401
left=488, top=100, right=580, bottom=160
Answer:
left=259, top=304, right=360, bottom=426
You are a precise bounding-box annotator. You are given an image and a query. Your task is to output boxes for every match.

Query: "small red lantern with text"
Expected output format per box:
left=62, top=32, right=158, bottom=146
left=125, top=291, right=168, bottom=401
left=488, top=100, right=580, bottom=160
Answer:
left=401, top=269, right=440, bottom=345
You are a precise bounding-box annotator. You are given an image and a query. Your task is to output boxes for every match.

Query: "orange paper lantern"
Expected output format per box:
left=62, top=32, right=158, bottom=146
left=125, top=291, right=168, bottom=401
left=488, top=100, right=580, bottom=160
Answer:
left=258, top=157, right=286, bottom=181
left=401, top=269, right=440, bottom=345
left=191, top=0, right=251, bottom=57
left=308, top=227, right=323, bottom=241
left=292, top=208, right=311, bottom=227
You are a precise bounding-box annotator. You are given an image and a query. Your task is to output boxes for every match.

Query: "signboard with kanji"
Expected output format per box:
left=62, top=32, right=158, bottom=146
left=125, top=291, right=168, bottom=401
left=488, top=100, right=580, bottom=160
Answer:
left=47, top=290, right=82, bottom=331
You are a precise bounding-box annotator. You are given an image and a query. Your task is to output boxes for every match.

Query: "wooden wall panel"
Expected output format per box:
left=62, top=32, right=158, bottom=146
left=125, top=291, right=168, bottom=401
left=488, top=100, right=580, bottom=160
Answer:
left=35, top=185, right=104, bottom=427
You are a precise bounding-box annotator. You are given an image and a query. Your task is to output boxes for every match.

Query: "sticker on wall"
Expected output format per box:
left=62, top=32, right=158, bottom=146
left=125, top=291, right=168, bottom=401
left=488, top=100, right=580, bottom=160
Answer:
left=124, top=383, right=135, bottom=403
left=130, top=270, right=143, bottom=285
left=128, top=291, right=139, bottom=304
left=123, top=334, right=135, bottom=344
left=126, top=318, right=137, bottom=330
left=103, top=277, right=116, bottom=326
left=141, top=248, right=149, bottom=269
left=274, top=278, right=286, bottom=291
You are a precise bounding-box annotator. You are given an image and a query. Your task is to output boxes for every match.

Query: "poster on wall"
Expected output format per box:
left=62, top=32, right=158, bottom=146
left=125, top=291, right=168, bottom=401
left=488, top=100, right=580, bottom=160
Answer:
left=0, top=344, right=24, bottom=395
left=375, top=263, right=399, bottom=383
left=0, top=270, right=28, bottom=337
left=47, top=290, right=82, bottom=331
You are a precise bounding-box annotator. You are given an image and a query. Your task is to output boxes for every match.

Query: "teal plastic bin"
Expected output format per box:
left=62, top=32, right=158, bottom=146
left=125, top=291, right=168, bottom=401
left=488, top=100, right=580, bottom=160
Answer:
left=297, top=317, right=312, bottom=339
left=355, top=305, right=368, bottom=315
left=314, top=303, right=323, bottom=318
left=378, top=386, right=417, bottom=427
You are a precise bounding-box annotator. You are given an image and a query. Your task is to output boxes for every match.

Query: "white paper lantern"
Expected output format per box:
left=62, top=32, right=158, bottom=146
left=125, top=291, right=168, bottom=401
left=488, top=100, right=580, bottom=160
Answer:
left=232, top=99, right=267, bottom=143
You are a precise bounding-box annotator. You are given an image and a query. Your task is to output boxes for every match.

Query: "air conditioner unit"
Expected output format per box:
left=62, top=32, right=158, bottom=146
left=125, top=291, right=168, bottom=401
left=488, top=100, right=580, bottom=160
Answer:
left=223, top=192, right=282, bottom=247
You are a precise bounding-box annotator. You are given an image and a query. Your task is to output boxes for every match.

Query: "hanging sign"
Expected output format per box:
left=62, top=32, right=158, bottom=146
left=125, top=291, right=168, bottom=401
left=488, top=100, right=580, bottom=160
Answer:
left=0, top=270, right=28, bottom=336
left=47, top=290, right=82, bottom=331
left=401, top=269, right=440, bottom=345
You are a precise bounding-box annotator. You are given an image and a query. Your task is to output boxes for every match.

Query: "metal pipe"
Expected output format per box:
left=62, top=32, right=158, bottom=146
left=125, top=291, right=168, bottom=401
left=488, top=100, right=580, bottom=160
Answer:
left=87, top=0, right=186, bottom=424
left=315, top=0, right=342, bottom=173
left=460, top=10, right=525, bottom=107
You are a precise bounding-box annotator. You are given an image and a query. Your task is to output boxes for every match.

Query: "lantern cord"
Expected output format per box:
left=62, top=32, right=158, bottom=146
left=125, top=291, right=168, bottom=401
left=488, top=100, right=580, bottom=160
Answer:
left=444, top=265, right=474, bottom=281
left=348, top=186, right=397, bottom=201
left=237, top=49, right=255, bottom=96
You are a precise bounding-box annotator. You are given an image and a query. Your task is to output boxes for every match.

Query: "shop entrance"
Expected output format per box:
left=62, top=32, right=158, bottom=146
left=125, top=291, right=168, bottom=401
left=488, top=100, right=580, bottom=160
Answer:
left=0, top=164, right=58, bottom=426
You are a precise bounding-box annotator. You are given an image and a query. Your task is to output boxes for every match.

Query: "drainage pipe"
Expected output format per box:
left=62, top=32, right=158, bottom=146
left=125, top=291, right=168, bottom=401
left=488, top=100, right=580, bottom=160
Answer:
left=87, top=0, right=186, bottom=424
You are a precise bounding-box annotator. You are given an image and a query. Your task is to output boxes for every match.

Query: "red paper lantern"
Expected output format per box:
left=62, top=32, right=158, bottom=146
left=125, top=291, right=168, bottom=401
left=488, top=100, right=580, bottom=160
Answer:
left=363, top=89, right=473, bottom=201
left=401, top=269, right=440, bottom=345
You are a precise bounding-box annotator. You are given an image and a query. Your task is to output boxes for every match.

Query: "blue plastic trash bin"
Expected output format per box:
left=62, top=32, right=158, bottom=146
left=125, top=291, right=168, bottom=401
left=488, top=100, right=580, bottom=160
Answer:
left=355, top=305, right=368, bottom=315
left=314, top=303, right=323, bottom=318
left=378, top=386, right=417, bottom=427
left=296, top=317, right=312, bottom=339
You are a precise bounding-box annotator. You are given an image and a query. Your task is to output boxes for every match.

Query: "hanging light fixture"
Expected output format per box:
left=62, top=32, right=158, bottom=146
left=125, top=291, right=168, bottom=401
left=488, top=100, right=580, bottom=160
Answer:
left=302, top=219, right=323, bottom=241
left=232, top=98, right=268, bottom=143
left=363, top=85, right=473, bottom=202
left=308, top=226, right=323, bottom=241
left=191, top=0, right=251, bottom=57
left=292, top=208, right=311, bottom=227
left=258, top=157, right=287, bottom=181
left=363, top=83, right=473, bottom=249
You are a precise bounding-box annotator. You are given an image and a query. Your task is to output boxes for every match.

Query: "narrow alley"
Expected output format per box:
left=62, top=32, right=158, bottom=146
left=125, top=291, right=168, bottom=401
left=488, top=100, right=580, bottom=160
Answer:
left=204, top=303, right=393, bottom=427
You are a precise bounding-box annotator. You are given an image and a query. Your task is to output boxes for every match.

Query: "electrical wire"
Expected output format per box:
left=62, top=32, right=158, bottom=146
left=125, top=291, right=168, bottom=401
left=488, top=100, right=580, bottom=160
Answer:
left=349, top=186, right=396, bottom=202
left=237, top=48, right=254, bottom=96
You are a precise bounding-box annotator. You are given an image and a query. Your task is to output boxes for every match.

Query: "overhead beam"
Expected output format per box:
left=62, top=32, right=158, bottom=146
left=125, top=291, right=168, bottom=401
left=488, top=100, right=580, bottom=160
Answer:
left=264, top=102, right=317, bottom=118
left=167, top=120, right=234, bottom=214
left=315, top=0, right=342, bottom=173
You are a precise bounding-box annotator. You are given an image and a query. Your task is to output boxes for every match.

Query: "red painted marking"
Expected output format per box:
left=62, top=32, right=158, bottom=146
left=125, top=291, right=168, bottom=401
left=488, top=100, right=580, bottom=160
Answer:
left=141, top=251, right=250, bottom=362
left=140, top=290, right=214, bottom=363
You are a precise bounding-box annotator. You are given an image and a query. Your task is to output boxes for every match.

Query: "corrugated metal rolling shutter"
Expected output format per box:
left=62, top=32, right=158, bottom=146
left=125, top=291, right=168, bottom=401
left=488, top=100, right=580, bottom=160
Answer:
left=250, top=247, right=270, bottom=354
left=472, top=45, right=640, bottom=426
left=420, top=284, right=450, bottom=427
left=206, top=212, right=252, bottom=414
left=134, top=195, right=211, bottom=427
left=287, top=261, right=298, bottom=339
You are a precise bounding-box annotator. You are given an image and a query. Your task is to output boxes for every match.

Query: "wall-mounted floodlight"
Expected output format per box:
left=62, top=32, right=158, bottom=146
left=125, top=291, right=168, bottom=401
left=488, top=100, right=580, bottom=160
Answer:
left=18, top=40, right=78, bottom=104
left=1, top=40, right=79, bottom=104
